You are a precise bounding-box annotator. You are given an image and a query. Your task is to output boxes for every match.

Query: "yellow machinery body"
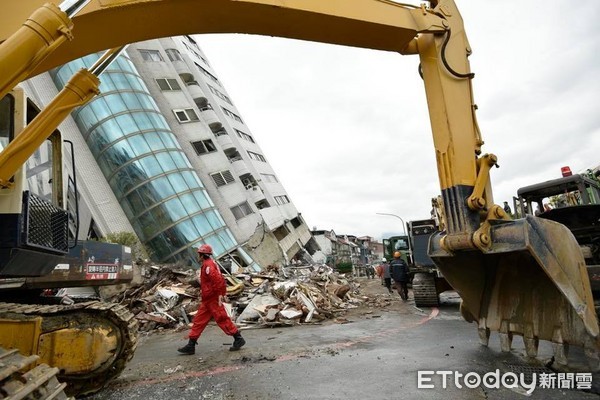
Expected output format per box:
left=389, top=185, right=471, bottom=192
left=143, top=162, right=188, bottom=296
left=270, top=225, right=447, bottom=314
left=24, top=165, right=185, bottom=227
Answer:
left=0, top=302, right=138, bottom=397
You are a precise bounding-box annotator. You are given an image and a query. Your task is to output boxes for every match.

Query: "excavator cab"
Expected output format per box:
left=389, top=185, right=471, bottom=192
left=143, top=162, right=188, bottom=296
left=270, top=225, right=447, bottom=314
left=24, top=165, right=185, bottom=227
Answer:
left=0, top=88, right=70, bottom=278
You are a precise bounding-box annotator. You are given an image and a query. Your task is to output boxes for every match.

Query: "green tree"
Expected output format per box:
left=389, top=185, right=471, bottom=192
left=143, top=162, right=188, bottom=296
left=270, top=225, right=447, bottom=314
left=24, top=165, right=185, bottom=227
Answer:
left=335, top=261, right=353, bottom=273
left=100, top=231, right=150, bottom=261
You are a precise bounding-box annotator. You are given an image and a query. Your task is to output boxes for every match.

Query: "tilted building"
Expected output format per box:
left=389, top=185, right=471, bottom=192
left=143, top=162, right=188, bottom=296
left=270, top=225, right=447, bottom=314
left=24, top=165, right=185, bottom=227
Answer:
left=22, top=35, right=317, bottom=269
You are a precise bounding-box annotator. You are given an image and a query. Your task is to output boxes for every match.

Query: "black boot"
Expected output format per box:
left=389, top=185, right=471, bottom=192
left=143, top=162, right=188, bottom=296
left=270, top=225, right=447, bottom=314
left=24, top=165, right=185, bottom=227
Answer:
left=177, top=339, right=197, bottom=355
left=229, top=332, right=246, bottom=351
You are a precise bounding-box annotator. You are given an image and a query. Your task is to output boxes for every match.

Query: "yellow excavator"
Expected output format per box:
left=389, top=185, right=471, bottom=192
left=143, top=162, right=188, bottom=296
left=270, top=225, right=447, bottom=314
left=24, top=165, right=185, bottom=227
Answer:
left=0, top=0, right=597, bottom=397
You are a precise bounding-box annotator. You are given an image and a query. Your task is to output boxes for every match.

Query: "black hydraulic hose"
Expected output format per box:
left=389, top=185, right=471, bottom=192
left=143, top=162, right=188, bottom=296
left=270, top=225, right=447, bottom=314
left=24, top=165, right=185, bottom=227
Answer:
left=441, top=28, right=475, bottom=79
left=64, top=140, right=79, bottom=249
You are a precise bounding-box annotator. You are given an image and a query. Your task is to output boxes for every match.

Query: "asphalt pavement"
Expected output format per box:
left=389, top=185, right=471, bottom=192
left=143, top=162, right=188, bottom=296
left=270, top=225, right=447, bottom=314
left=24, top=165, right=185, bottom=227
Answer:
left=85, top=284, right=600, bottom=400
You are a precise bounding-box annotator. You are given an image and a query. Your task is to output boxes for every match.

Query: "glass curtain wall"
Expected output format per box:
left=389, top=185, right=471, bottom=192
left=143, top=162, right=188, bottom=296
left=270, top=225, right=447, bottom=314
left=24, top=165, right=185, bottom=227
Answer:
left=51, top=53, right=237, bottom=264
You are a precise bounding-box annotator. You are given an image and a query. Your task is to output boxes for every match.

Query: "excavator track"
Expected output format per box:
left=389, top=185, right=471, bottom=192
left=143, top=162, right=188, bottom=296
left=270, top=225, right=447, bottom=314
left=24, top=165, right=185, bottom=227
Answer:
left=412, top=272, right=440, bottom=307
left=0, top=347, right=70, bottom=400
left=0, top=301, right=138, bottom=397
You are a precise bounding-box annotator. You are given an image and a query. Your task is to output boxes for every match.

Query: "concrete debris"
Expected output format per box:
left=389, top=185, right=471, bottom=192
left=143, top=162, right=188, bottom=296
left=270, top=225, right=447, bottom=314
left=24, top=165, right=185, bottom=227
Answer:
left=163, top=365, right=184, bottom=374
left=154, top=288, right=179, bottom=312
left=105, top=263, right=394, bottom=333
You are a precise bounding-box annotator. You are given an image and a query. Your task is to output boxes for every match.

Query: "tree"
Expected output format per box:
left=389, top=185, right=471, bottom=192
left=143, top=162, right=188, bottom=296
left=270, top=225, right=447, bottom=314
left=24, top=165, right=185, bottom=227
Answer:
left=100, top=231, right=150, bottom=261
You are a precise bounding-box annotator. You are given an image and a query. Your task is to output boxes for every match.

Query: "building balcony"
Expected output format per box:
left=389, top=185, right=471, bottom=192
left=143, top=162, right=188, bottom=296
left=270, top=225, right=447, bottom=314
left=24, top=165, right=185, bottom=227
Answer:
left=187, top=83, right=208, bottom=107
left=247, top=185, right=266, bottom=204
left=199, top=106, right=222, bottom=131
left=173, top=60, right=194, bottom=82
left=230, top=158, right=250, bottom=177
left=216, top=132, right=235, bottom=152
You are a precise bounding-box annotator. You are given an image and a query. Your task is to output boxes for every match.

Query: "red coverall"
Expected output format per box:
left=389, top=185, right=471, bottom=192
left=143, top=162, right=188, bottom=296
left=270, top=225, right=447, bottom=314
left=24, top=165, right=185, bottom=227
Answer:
left=188, top=257, right=239, bottom=340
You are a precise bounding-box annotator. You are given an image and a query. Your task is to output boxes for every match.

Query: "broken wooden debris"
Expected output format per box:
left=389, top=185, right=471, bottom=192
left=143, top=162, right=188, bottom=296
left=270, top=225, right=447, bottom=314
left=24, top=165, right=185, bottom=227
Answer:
left=104, top=263, right=395, bottom=333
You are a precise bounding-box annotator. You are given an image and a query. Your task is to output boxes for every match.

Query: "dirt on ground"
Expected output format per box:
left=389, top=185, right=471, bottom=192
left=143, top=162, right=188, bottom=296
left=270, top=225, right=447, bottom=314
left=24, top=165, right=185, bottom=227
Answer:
left=336, top=276, right=418, bottom=320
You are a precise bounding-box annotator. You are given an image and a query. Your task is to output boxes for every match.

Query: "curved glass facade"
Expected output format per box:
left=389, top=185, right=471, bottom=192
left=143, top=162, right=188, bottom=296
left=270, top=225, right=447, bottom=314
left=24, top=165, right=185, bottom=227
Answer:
left=51, top=53, right=237, bottom=264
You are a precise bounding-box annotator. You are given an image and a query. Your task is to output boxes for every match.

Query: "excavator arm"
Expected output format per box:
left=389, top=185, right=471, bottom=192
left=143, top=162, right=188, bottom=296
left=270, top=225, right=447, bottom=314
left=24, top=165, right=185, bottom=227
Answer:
left=0, top=0, right=597, bottom=378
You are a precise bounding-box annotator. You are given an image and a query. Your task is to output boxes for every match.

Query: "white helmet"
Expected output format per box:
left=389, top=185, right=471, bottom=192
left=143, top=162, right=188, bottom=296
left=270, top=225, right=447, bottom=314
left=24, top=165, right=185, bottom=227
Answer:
left=382, top=258, right=387, bottom=262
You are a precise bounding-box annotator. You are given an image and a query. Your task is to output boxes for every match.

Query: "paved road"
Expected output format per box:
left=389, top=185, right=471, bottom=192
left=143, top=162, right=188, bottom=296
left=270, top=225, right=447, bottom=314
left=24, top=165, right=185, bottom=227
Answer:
left=86, top=289, right=600, bottom=400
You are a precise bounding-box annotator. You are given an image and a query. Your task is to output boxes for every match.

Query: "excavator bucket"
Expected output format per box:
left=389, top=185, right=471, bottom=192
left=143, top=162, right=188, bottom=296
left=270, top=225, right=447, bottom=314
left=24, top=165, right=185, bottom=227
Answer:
left=430, top=215, right=599, bottom=367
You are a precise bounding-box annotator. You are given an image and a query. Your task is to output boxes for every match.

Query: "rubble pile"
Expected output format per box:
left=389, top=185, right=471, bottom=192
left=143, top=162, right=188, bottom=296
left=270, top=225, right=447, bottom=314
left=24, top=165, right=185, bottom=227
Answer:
left=110, top=263, right=383, bottom=333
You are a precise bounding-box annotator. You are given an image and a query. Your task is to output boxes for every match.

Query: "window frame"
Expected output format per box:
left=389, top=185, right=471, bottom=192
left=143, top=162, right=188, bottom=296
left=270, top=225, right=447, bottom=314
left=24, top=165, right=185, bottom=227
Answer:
left=230, top=201, right=253, bottom=221
left=248, top=151, right=266, bottom=162
left=156, top=78, right=181, bottom=91
left=210, top=170, right=235, bottom=187
left=191, top=139, right=217, bottom=155
left=173, top=108, right=199, bottom=123
left=139, top=49, right=164, bottom=62
left=235, top=129, right=255, bottom=143
left=165, top=48, right=183, bottom=62
left=274, top=195, right=290, bottom=205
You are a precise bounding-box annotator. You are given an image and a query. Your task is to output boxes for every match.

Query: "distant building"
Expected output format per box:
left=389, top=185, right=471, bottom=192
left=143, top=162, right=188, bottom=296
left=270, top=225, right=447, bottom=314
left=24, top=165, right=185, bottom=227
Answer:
left=357, top=236, right=384, bottom=263
left=311, top=230, right=383, bottom=267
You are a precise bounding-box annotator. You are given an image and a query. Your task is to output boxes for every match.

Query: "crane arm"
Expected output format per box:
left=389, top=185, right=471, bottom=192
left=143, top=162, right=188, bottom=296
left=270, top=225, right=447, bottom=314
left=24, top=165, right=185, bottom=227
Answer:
left=2, top=0, right=446, bottom=77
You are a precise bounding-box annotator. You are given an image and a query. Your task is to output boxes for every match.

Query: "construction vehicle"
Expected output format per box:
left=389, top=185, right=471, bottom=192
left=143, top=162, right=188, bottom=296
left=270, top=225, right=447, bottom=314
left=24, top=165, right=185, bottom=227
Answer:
left=0, top=0, right=598, bottom=397
left=408, top=219, right=453, bottom=307
left=0, top=9, right=138, bottom=394
left=516, top=169, right=600, bottom=295
left=383, top=219, right=452, bottom=307
left=0, top=73, right=138, bottom=397
left=383, top=235, right=411, bottom=265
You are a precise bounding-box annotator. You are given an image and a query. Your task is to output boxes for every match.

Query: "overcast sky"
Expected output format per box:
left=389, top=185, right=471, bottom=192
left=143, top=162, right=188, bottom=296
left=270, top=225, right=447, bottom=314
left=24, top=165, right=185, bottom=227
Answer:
left=195, top=0, right=600, bottom=240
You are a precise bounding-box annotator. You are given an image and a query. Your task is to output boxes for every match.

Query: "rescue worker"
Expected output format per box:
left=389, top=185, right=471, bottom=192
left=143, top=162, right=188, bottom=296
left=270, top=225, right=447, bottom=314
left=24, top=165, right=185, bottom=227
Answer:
left=390, top=251, right=410, bottom=300
left=375, top=258, right=385, bottom=285
left=177, top=244, right=246, bottom=355
left=365, top=264, right=375, bottom=279
left=503, top=201, right=512, bottom=216
left=382, top=259, right=392, bottom=293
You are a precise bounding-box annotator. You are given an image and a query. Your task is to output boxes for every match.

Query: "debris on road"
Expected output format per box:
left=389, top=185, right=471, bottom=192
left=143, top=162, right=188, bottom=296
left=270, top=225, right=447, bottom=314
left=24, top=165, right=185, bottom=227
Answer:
left=105, top=263, right=396, bottom=333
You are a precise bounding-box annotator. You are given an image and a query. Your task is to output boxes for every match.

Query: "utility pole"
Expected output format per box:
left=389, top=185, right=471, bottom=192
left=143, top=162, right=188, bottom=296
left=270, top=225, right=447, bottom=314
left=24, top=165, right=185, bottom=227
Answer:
left=376, top=212, right=412, bottom=262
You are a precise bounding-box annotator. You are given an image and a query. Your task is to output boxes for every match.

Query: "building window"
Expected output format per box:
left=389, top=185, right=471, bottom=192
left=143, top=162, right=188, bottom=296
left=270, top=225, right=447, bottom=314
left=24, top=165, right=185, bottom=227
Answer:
left=248, top=151, right=266, bottom=162
left=235, top=129, right=255, bottom=143
left=191, top=139, right=217, bottom=155
left=210, top=170, right=235, bottom=187
left=139, top=49, right=163, bottom=62
left=195, top=63, right=220, bottom=85
left=185, top=35, right=198, bottom=47
left=221, top=107, right=243, bottom=123
left=165, top=48, right=183, bottom=62
left=261, top=173, right=278, bottom=183
left=207, top=85, right=232, bottom=105
left=275, top=195, right=290, bottom=205
left=156, top=78, right=181, bottom=91
left=290, top=216, right=303, bottom=228
left=255, top=199, right=270, bottom=210
left=273, top=225, right=289, bottom=240
left=173, top=108, right=199, bottom=123
left=230, top=201, right=253, bottom=220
